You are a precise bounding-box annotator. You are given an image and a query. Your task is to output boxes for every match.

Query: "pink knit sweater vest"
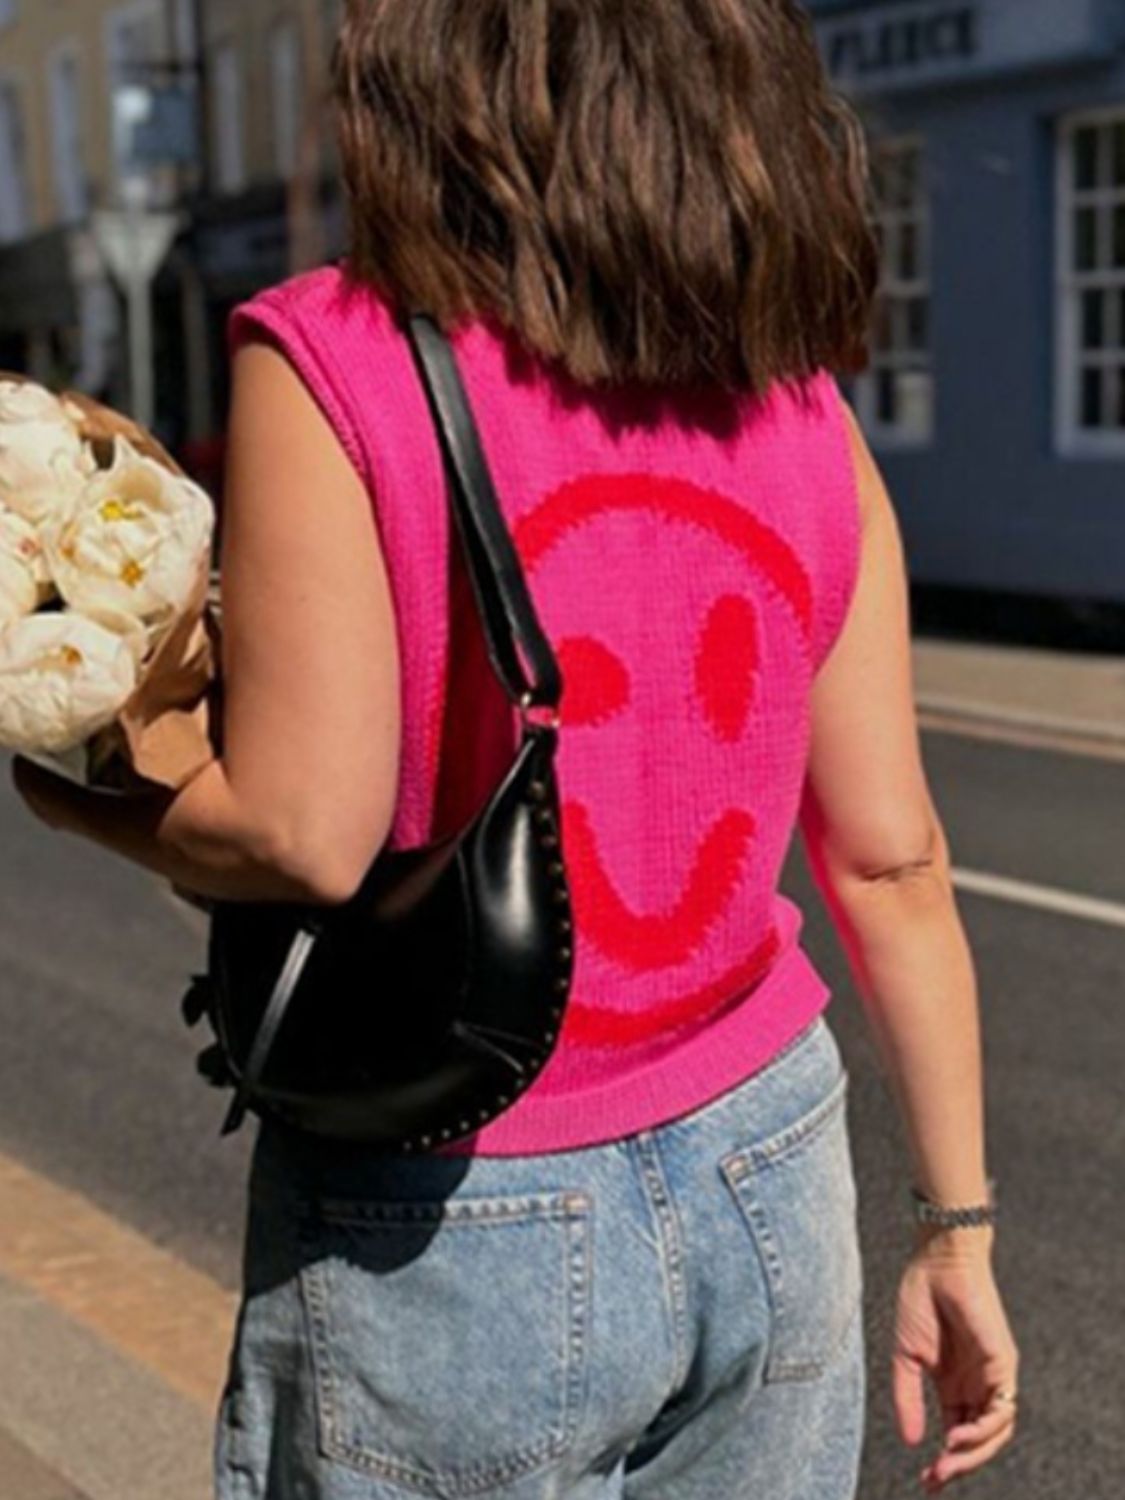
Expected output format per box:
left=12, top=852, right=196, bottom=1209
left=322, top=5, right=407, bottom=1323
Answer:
left=228, top=264, right=861, bottom=1156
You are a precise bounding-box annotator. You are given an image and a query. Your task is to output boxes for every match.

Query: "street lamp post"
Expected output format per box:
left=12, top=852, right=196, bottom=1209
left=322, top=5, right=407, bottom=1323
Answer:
left=93, top=178, right=180, bottom=431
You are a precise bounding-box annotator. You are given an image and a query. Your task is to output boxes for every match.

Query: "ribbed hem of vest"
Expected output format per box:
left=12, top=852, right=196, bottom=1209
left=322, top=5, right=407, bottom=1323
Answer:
left=434, top=943, right=833, bottom=1157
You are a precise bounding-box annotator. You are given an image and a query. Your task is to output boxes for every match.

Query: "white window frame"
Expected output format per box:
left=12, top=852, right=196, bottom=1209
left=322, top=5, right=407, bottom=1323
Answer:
left=47, top=40, right=88, bottom=224
left=852, top=133, right=934, bottom=451
left=1055, top=103, right=1125, bottom=458
left=0, top=70, right=31, bottom=244
left=211, top=39, right=247, bottom=195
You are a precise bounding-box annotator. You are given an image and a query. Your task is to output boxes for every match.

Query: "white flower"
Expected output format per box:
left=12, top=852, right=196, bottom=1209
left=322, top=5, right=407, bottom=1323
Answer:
left=43, top=436, right=214, bottom=627
left=78, top=602, right=152, bottom=668
left=0, top=380, right=93, bottom=528
left=0, top=610, right=139, bottom=753
left=0, top=505, right=52, bottom=625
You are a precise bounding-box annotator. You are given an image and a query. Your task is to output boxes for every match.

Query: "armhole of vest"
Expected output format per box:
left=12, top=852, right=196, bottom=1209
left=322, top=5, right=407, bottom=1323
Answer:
left=226, top=294, right=373, bottom=494
left=812, top=370, right=863, bottom=677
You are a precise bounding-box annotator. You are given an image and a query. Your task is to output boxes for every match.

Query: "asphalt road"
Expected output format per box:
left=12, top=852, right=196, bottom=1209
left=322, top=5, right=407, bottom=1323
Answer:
left=0, top=724, right=1122, bottom=1498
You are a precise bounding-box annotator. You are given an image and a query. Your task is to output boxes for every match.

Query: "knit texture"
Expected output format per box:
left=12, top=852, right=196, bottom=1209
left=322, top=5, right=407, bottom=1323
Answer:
left=228, top=264, right=862, bottom=1156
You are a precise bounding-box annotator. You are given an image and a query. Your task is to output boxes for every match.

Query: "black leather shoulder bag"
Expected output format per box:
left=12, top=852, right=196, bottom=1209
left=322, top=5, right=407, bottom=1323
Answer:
left=180, top=312, right=574, bottom=1152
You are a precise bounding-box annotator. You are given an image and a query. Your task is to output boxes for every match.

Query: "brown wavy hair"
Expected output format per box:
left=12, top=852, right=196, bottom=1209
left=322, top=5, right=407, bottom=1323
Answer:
left=332, top=0, right=880, bottom=393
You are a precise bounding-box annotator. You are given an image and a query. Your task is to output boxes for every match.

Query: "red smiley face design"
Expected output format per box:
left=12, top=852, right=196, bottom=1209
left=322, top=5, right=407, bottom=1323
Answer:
left=509, top=473, right=815, bottom=1050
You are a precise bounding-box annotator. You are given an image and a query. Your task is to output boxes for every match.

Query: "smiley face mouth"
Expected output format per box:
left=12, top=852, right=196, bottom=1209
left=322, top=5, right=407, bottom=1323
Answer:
left=563, top=801, right=758, bottom=970
left=558, top=800, right=779, bottom=1047
left=563, top=927, right=781, bottom=1047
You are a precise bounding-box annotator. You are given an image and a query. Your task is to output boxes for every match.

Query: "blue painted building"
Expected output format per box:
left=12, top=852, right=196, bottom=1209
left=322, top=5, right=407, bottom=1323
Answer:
left=807, top=0, right=1125, bottom=605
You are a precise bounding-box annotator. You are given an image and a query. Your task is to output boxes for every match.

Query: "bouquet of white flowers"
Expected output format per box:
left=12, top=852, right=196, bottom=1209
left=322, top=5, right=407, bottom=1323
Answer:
left=0, top=375, right=221, bottom=793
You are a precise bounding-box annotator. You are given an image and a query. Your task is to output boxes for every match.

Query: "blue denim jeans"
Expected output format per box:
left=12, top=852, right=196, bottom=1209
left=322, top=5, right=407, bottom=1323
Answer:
left=214, top=1012, right=865, bottom=1499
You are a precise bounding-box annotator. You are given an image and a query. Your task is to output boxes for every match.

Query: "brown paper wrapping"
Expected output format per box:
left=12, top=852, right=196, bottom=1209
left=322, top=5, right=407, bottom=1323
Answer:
left=0, top=375, right=223, bottom=795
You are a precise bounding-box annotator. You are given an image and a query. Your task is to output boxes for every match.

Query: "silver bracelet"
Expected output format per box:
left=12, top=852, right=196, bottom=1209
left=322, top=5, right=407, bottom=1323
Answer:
left=911, top=1176, right=997, bottom=1229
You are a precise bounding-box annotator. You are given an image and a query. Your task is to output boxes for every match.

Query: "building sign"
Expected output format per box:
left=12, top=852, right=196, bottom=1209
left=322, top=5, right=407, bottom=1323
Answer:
left=815, top=0, right=1118, bottom=95
left=825, top=7, right=978, bottom=83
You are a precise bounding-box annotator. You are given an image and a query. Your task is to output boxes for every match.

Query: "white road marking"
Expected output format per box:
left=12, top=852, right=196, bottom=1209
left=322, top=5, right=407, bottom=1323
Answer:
left=952, top=866, right=1125, bottom=930
left=917, top=692, right=1125, bottom=746
left=0, top=1150, right=235, bottom=1411
left=917, top=703, right=1125, bottom=764
left=918, top=710, right=1125, bottom=763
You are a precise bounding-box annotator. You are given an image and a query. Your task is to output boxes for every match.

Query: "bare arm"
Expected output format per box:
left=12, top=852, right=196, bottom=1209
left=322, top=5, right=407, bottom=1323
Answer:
left=193, top=334, right=402, bottom=898
left=15, top=336, right=402, bottom=905
left=798, top=398, right=991, bottom=1237
left=799, top=398, right=1020, bottom=1487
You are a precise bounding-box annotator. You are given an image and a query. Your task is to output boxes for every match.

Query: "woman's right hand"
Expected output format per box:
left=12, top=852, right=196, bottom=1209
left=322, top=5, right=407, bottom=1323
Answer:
left=892, top=1233, right=1020, bottom=1492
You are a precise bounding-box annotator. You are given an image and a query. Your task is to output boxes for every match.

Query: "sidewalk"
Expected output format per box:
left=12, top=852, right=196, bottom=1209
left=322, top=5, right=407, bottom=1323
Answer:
left=0, top=1151, right=229, bottom=1500
left=912, top=635, right=1125, bottom=745
left=0, top=1430, right=89, bottom=1500
left=0, top=1265, right=215, bottom=1500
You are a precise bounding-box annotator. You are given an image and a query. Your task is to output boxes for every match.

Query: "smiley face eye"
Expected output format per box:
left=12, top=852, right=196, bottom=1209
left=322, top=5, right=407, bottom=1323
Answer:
left=558, top=636, right=631, bottom=726
left=695, top=593, right=760, bottom=743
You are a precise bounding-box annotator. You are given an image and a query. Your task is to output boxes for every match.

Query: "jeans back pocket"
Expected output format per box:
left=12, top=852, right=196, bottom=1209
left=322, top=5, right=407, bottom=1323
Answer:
left=298, top=1188, right=592, bottom=1496
left=718, top=1068, right=863, bottom=1383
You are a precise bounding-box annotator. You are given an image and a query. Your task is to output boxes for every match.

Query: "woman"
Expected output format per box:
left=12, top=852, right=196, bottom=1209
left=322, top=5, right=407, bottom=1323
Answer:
left=13, top=1, right=1019, bottom=1496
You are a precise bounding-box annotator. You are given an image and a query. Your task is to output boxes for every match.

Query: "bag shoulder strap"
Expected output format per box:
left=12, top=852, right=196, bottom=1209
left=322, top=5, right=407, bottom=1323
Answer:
left=405, top=313, right=561, bottom=712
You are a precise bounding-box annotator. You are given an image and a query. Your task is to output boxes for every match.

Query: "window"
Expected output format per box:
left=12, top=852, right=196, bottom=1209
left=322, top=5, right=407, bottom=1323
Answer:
left=853, top=137, right=934, bottom=447
left=1056, top=106, right=1125, bottom=455
left=269, top=17, right=303, bottom=180
left=106, top=2, right=163, bottom=193
left=106, top=4, right=163, bottom=88
left=0, top=75, right=30, bottom=243
left=48, top=45, right=88, bottom=223
left=0, top=1, right=17, bottom=29
left=212, top=41, right=247, bottom=194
